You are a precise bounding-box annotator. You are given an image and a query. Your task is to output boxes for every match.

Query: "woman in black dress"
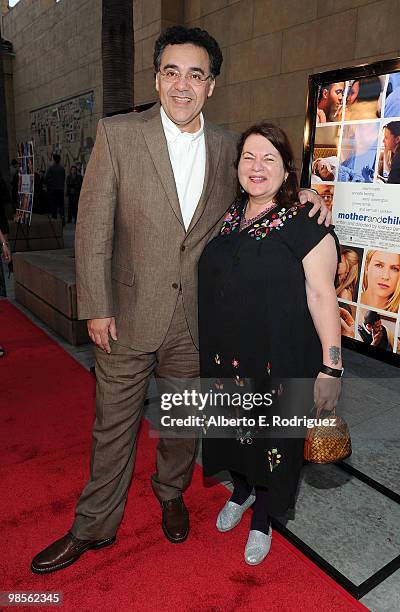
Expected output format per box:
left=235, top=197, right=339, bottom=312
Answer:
left=198, top=123, right=342, bottom=565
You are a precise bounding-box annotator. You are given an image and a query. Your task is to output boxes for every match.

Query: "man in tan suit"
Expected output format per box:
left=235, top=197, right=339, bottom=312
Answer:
left=32, top=26, right=329, bottom=574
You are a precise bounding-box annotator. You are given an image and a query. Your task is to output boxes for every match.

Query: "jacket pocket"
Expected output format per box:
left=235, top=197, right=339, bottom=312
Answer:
left=111, top=264, right=135, bottom=286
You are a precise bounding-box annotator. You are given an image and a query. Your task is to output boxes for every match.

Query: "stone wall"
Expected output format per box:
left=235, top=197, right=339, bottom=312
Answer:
left=2, top=0, right=103, bottom=170
left=134, top=0, right=400, bottom=165
left=184, top=0, right=400, bottom=164
left=133, top=0, right=184, bottom=106
left=4, top=0, right=400, bottom=170
left=2, top=51, right=15, bottom=164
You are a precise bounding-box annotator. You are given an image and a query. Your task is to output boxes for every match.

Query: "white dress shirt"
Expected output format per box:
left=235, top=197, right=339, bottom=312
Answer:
left=160, top=106, right=206, bottom=230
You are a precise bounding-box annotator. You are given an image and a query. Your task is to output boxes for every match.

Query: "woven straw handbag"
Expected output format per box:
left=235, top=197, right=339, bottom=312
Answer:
left=304, top=408, right=352, bottom=464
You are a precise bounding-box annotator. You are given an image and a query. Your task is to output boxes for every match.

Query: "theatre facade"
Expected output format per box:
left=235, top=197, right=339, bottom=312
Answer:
left=1, top=0, right=400, bottom=171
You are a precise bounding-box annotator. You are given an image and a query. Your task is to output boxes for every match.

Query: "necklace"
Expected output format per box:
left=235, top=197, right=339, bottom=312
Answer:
left=239, top=200, right=277, bottom=231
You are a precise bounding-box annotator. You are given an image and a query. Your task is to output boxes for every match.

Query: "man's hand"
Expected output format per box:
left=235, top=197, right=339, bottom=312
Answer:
left=298, top=189, right=332, bottom=227
left=87, top=317, right=117, bottom=353
left=339, top=307, right=355, bottom=337
left=371, top=326, right=383, bottom=347
left=316, top=108, right=326, bottom=124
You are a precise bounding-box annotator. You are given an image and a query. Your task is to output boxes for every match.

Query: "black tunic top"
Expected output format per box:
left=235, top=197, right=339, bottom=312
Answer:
left=198, top=200, right=338, bottom=515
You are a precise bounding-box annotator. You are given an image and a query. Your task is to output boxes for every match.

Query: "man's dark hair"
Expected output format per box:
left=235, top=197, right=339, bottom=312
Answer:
left=233, top=122, right=298, bottom=210
left=318, top=83, right=333, bottom=102
left=53, top=154, right=61, bottom=164
left=153, top=26, right=223, bottom=78
left=364, top=310, right=381, bottom=326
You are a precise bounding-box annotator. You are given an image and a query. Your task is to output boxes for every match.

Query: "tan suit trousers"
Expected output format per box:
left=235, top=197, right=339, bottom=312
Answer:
left=71, top=293, right=199, bottom=540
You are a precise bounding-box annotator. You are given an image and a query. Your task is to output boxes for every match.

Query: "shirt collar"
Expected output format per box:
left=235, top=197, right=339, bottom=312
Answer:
left=160, top=106, right=204, bottom=144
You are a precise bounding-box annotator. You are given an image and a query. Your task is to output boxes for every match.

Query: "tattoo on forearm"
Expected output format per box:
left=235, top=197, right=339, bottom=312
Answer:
left=329, top=346, right=341, bottom=365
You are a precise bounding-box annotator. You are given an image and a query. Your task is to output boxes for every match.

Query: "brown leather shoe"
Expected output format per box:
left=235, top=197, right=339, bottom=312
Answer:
left=31, top=531, right=116, bottom=574
left=161, top=496, right=189, bottom=543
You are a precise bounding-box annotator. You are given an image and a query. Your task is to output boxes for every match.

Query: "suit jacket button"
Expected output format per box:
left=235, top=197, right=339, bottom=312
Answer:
left=181, top=245, right=186, bottom=252
left=172, top=283, right=179, bottom=289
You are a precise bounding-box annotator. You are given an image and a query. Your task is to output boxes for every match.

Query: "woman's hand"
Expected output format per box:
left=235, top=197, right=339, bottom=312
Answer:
left=314, top=371, right=342, bottom=415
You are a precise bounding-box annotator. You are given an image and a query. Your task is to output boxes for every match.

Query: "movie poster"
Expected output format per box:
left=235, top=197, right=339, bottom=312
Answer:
left=15, top=141, right=35, bottom=225
left=309, top=69, right=400, bottom=357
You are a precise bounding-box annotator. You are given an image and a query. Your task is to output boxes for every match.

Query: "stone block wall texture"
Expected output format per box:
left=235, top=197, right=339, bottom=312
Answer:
left=134, top=0, right=400, bottom=166
left=3, top=53, right=16, bottom=163
left=2, top=0, right=103, bottom=167
left=3, top=0, right=400, bottom=171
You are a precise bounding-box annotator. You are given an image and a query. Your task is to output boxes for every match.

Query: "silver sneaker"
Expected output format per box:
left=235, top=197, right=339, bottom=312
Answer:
left=216, top=492, right=256, bottom=532
left=244, top=526, right=272, bottom=565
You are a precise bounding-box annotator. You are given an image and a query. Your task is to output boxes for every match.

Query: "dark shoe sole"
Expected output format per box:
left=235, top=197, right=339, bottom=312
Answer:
left=161, top=523, right=189, bottom=544
left=30, top=536, right=116, bottom=574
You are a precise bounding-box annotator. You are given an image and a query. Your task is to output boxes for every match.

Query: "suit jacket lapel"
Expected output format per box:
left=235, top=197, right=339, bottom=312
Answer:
left=186, top=121, right=222, bottom=235
left=140, top=105, right=185, bottom=228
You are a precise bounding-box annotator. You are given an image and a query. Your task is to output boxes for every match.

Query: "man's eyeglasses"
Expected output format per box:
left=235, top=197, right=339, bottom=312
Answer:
left=158, top=69, right=213, bottom=86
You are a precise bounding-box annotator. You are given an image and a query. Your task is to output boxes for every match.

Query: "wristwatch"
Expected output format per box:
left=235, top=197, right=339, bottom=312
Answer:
left=320, top=364, right=344, bottom=378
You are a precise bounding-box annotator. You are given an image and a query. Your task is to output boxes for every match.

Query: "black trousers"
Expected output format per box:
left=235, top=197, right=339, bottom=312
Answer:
left=49, top=190, right=65, bottom=220
left=68, top=194, right=79, bottom=223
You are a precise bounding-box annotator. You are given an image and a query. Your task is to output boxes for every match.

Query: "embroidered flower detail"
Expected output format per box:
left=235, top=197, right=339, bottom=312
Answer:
left=234, top=375, right=245, bottom=387
left=214, top=379, right=224, bottom=390
left=267, top=361, right=271, bottom=376
left=220, top=202, right=305, bottom=240
left=214, top=354, right=221, bottom=365
left=267, top=448, right=282, bottom=472
left=236, top=428, right=253, bottom=444
left=232, top=358, right=239, bottom=369
left=277, top=383, right=284, bottom=396
left=202, top=415, right=211, bottom=434
left=220, top=203, right=241, bottom=234
left=247, top=203, right=305, bottom=241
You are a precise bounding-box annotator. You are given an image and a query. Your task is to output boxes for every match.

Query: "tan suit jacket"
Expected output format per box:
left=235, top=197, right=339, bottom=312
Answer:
left=75, top=103, right=237, bottom=351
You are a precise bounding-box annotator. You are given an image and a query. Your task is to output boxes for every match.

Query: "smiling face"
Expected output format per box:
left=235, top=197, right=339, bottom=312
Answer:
left=155, top=43, right=215, bottom=133
left=238, top=134, right=288, bottom=206
left=367, top=251, right=400, bottom=301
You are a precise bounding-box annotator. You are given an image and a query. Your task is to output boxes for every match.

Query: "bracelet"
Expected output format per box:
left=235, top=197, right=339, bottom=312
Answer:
left=320, top=364, right=344, bottom=378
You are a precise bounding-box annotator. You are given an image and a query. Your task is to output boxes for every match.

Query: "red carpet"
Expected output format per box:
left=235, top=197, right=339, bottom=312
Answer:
left=0, top=299, right=370, bottom=611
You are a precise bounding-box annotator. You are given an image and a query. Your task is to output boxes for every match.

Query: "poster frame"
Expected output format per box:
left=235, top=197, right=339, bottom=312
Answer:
left=301, top=57, right=400, bottom=368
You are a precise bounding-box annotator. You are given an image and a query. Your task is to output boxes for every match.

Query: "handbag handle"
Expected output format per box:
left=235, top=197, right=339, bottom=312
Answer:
left=314, top=403, right=337, bottom=419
